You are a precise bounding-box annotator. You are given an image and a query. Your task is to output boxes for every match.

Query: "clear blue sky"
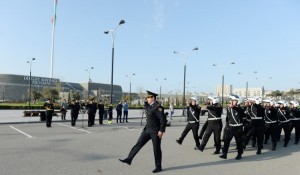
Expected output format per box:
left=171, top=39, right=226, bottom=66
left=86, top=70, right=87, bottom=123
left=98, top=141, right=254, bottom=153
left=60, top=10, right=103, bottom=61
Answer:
left=1, top=0, right=300, bottom=95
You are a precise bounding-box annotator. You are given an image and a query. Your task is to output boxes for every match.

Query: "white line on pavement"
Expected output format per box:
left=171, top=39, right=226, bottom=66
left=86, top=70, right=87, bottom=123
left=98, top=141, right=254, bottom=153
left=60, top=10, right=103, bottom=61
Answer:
left=57, top=123, right=92, bottom=134
left=110, top=124, right=133, bottom=130
left=9, top=126, right=34, bottom=138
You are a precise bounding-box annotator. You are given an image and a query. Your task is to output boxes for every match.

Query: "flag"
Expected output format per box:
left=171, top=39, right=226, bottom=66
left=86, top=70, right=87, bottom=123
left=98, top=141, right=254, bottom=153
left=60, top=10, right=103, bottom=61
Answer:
left=52, top=0, right=58, bottom=25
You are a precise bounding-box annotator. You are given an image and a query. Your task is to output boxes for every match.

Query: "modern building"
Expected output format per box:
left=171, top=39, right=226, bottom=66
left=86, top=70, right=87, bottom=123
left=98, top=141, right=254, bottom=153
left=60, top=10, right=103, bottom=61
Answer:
left=215, top=85, right=233, bottom=98
left=0, top=74, right=125, bottom=103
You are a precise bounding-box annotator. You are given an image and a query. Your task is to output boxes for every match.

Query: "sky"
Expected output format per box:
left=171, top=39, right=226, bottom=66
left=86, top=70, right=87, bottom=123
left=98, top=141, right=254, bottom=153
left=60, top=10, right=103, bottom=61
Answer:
left=0, top=0, right=300, bottom=95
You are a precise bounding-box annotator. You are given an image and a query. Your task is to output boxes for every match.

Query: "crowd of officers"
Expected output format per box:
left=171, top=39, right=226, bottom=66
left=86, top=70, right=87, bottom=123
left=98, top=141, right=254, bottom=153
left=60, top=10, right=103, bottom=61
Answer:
left=43, top=98, right=130, bottom=128
left=176, top=95, right=300, bottom=160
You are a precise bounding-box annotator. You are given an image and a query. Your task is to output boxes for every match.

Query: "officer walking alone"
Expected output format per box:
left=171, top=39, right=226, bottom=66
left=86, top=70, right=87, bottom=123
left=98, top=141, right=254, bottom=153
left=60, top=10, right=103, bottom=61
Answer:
left=44, top=98, right=54, bottom=128
left=119, top=91, right=166, bottom=173
left=98, top=100, right=105, bottom=125
left=69, top=99, right=80, bottom=126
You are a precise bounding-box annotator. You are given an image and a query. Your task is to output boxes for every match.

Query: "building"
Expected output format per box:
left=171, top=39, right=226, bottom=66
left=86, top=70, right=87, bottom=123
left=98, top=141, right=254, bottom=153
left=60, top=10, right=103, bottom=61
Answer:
left=233, top=87, right=264, bottom=98
left=215, top=85, right=233, bottom=98
left=0, top=74, right=124, bottom=103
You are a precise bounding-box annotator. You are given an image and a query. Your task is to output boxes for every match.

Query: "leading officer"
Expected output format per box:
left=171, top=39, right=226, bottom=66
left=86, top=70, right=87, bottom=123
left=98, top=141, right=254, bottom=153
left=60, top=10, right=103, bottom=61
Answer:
left=119, top=90, right=167, bottom=173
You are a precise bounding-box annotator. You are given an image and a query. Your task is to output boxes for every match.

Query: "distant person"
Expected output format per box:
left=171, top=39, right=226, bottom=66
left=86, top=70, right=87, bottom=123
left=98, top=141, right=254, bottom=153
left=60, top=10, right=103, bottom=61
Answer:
left=98, top=100, right=105, bottom=125
left=123, top=101, right=129, bottom=123
left=169, top=103, right=174, bottom=120
left=108, top=104, right=113, bottom=124
left=60, top=99, right=67, bottom=120
left=116, top=101, right=123, bottom=123
left=119, top=90, right=166, bottom=173
left=86, top=98, right=97, bottom=127
left=69, top=99, right=80, bottom=126
left=44, top=98, right=54, bottom=128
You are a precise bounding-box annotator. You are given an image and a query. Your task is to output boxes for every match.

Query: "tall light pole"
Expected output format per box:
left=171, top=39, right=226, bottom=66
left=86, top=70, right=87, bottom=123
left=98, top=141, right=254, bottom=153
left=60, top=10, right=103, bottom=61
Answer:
left=238, top=71, right=257, bottom=99
left=213, top=62, right=235, bottom=107
left=27, top=58, right=36, bottom=109
left=125, top=73, right=135, bottom=106
left=174, top=47, right=198, bottom=115
left=104, top=19, right=125, bottom=104
left=85, top=66, right=94, bottom=98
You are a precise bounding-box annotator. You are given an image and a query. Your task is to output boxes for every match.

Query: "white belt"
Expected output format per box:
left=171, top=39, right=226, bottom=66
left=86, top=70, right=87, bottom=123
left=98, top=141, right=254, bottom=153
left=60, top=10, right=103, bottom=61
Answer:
left=251, top=117, right=263, bottom=119
left=265, top=121, right=277, bottom=124
left=208, top=118, right=222, bottom=121
left=280, top=120, right=290, bottom=123
left=290, top=118, right=300, bottom=121
left=188, top=121, right=196, bottom=123
left=229, top=123, right=243, bottom=127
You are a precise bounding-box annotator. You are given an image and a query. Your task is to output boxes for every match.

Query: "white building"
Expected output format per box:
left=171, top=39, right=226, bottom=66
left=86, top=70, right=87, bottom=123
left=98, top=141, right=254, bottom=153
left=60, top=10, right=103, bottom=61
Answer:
left=215, top=85, right=233, bottom=97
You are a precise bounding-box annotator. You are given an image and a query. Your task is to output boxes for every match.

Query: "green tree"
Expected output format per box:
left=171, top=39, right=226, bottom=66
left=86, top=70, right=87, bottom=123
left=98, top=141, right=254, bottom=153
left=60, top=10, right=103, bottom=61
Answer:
left=43, top=88, right=59, bottom=101
left=32, top=90, right=42, bottom=103
left=71, top=91, right=81, bottom=100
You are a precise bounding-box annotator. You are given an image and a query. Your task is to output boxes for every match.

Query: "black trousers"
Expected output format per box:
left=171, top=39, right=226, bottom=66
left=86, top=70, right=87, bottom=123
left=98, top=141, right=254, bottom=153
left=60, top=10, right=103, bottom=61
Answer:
left=200, top=121, right=222, bottom=150
left=178, top=122, right=200, bottom=146
left=278, top=122, right=292, bottom=144
left=265, top=123, right=278, bottom=147
left=108, top=112, right=113, bottom=121
left=71, top=112, right=78, bottom=126
left=126, top=130, right=162, bottom=167
left=244, top=125, right=265, bottom=150
left=222, top=126, right=243, bottom=155
left=88, top=113, right=95, bottom=126
left=46, top=110, right=53, bottom=127
left=117, top=111, right=122, bottom=123
left=290, top=120, right=300, bottom=143
left=99, top=112, right=104, bottom=124
left=123, top=111, right=128, bottom=122
left=199, top=120, right=208, bottom=139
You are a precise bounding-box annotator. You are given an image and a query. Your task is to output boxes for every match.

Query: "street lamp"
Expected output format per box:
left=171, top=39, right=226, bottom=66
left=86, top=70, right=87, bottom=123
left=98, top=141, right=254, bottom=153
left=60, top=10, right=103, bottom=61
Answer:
left=238, top=71, right=257, bottom=99
left=125, top=73, right=135, bottom=106
left=174, top=47, right=198, bottom=115
left=104, top=19, right=125, bottom=104
left=27, top=58, right=35, bottom=109
left=213, top=62, right=235, bottom=107
left=85, top=66, right=94, bottom=97
left=156, top=78, right=167, bottom=101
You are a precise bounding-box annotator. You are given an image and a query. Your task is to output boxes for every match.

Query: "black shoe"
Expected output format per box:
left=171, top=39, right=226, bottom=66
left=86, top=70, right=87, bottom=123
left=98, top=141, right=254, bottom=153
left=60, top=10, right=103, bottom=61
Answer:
left=284, top=143, right=288, bottom=147
left=119, top=158, right=131, bottom=165
left=194, top=145, right=203, bottom=151
left=264, top=141, right=268, bottom=144
left=176, top=140, right=182, bottom=145
left=256, top=150, right=261, bottom=155
left=214, top=150, right=220, bottom=154
left=272, top=146, right=276, bottom=151
left=294, top=141, right=299, bottom=145
left=219, top=154, right=227, bottom=159
left=235, top=154, right=242, bottom=160
left=152, top=166, right=162, bottom=173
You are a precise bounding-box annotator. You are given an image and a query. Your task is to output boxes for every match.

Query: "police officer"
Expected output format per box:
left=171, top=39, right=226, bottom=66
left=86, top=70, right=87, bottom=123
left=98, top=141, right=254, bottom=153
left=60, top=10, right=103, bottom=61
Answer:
left=176, top=97, right=201, bottom=150
left=107, top=103, right=113, bottom=124
left=220, top=95, right=244, bottom=160
left=69, top=99, right=80, bottom=126
left=199, top=96, right=223, bottom=154
left=119, top=91, right=166, bottom=173
left=86, top=98, right=97, bottom=127
left=98, top=100, right=105, bottom=125
left=277, top=100, right=291, bottom=147
left=289, top=101, right=300, bottom=144
left=43, top=98, right=54, bottom=128
left=116, top=101, right=123, bottom=123
left=243, top=97, right=265, bottom=155
left=262, top=99, right=278, bottom=150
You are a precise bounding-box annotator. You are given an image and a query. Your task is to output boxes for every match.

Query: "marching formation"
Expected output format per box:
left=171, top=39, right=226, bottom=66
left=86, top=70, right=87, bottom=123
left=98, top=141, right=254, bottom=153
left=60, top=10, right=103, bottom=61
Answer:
left=176, top=95, right=300, bottom=161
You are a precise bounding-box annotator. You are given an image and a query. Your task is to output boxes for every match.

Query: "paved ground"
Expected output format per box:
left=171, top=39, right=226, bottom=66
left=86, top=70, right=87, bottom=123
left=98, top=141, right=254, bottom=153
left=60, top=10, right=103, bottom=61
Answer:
left=0, top=111, right=300, bottom=175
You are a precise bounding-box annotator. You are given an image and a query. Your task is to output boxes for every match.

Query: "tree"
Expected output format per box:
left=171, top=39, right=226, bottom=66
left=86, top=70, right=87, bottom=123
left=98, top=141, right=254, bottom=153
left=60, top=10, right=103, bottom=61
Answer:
left=71, top=91, right=81, bottom=100
left=32, top=90, right=42, bottom=103
left=43, top=88, right=59, bottom=101
left=267, top=90, right=283, bottom=98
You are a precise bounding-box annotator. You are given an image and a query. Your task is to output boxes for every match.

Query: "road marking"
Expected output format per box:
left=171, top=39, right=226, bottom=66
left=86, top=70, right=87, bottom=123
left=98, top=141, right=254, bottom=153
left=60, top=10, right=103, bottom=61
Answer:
left=110, top=124, right=135, bottom=130
left=57, top=123, right=92, bottom=134
left=9, top=126, right=34, bottom=138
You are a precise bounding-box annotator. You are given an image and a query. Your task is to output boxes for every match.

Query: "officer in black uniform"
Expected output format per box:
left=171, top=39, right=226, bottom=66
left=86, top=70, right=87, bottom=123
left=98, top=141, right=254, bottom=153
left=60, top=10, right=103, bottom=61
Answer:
left=98, top=100, right=105, bottom=125
left=43, top=98, right=54, bottom=128
left=262, top=99, right=278, bottom=150
left=277, top=100, right=291, bottom=147
left=119, top=91, right=166, bottom=173
left=289, top=101, right=300, bottom=144
left=199, top=96, right=223, bottom=154
left=243, top=97, right=265, bottom=155
left=69, top=99, right=80, bottom=126
left=86, top=98, right=97, bottom=127
left=220, top=95, right=244, bottom=160
left=176, top=97, right=201, bottom=150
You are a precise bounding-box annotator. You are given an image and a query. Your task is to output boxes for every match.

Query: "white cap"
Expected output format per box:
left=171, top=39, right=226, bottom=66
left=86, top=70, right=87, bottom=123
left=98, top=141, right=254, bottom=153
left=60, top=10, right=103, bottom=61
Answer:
left=190, top=97, right=197, bottom=104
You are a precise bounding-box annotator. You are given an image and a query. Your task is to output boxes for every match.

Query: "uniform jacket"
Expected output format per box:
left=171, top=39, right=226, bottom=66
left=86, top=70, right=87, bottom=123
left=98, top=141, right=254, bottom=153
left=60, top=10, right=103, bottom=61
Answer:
left=264, top=107, right=277, bottom=123
left=249, top=104, right=265, bottom=126
left=86, top=103, right=97, bottom=114
left=44, top=102, right=54, bottom=111
left=277, top=107, right=291, bottom=123
left=69, top=102, right=80, bottom=114
left=144, top=101, right=167, bottom=133
left=207, top=104, right=222, bottom=122
left=187, top=104, right=201, bottom=122
left=226, top=105, right=244, bottom=127
left=290, top=108, right=300, bottom=122
left=98, top=103, right=105, bottom=113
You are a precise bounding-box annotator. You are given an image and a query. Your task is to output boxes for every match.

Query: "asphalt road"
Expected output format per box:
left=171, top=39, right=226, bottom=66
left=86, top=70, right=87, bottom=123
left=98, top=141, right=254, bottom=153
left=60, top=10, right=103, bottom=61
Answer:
left=1, top=116, right=300, bottom=175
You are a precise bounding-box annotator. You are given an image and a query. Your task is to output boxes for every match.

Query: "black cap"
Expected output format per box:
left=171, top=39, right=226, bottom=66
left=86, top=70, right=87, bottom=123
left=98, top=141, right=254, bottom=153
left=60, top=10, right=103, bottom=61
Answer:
left=146, top=90, right=158, bottom=98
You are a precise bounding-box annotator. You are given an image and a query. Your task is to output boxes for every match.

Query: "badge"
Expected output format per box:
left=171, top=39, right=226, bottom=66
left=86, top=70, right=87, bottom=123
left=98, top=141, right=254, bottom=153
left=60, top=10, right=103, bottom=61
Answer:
left=158, top=107, right=163, bottom=112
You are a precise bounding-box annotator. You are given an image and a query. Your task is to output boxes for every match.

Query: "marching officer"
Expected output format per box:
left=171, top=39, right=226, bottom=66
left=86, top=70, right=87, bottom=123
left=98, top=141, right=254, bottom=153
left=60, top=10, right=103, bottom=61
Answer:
left=243, top=97, right=265, bottom=155
left=98, top=100, right=105, bottom=125
left=199, top=96, right=223, bottom=154
left=289, top=101, right=300, bottom=144
left=263, top=99, right=278, bottom=150
left=69, top=99, right=80, bottom=126
left=43, top=98, right=54, bottom=128
left=220, top=95, right=244, bottom=160
left=86, top=98, right=97, bottom=127
left=119, top=91, right=166, bottom=173
left=277, top=100, right=291, bottom=147
left=176, top=97, right=201, bottom=150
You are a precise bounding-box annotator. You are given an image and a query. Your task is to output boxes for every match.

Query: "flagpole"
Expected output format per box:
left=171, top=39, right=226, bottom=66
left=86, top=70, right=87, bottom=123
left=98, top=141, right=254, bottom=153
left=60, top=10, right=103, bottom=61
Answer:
left=50, top=0, right=57, bottom=78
